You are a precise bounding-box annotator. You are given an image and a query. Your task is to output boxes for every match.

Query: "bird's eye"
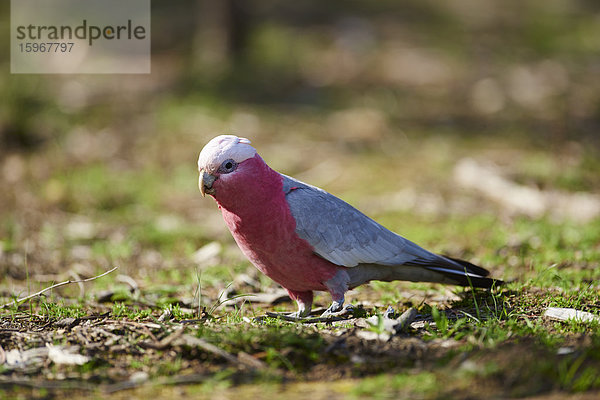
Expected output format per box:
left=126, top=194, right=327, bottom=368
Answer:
left=219, top=159, right=237, bottom=173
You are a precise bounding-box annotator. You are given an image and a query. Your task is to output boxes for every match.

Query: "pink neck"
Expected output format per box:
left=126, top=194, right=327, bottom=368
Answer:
left=212, top=154, right=283, bottom=213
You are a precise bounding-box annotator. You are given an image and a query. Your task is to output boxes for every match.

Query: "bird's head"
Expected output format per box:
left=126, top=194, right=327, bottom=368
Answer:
left=197, top=135, right=257, bottom=197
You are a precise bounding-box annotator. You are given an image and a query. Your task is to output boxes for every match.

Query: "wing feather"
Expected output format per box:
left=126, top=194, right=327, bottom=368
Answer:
left=282, top=174, right=429, bottom=268
left=281, top=174, right=499, bottom=287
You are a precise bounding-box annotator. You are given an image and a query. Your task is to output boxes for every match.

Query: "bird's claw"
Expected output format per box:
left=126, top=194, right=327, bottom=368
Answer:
left=287, top=311, right=309, bottom=319
left=320, top=304, right=355, bottom=318
left=260, top=305, right=356, bottom=323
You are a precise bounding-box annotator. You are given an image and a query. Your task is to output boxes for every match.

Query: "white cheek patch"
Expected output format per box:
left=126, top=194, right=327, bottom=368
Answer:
left=198, top=135, right=257, bottom=172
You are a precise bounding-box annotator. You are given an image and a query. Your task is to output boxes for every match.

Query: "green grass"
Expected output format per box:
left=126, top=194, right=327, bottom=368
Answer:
left=352, top=371, right=439, bottom=399
left=2, top=136, right=599, bottom=397
left=2, top=23, right=600, bottom=395
left=2, top=6, right=600, bottom=400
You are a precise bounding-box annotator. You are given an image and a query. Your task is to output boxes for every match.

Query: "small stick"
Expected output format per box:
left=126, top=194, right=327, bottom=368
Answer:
left=185, top=335, right=268, bottom=370
left=395, top=307, right=417, bottom=332
left=0, top=266, right=118, bottom=309
left=181, top=334, right=240, bottom=364
left=142, top=327, right=185, bottom=350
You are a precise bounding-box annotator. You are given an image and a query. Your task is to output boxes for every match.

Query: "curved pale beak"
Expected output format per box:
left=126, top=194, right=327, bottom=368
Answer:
left=199, top=170, right=217, bottom=197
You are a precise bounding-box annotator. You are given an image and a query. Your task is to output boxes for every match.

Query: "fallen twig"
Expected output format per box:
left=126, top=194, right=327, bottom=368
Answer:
left=180, top=334, right=239, bottom=364
left=396, top=307, right=417, bottom=332
left=141, top=327, right=185, bottom=350
left=0, top=266, right=118, bottom=309
left=543, top=307, right=600, bottom=323
left=181, top=334, right=269, bottom=369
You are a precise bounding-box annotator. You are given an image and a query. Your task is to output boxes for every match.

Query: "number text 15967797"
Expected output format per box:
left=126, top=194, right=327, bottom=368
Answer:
left=18, top=42, right=74, bottom=52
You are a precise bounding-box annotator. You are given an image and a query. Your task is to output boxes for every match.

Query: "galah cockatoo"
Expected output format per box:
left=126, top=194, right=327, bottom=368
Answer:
left=198, top=135, right=500, bottom=318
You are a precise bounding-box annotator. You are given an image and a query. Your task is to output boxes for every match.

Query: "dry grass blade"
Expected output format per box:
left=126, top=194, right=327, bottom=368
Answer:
left=180, top=334, right=239, bottom=364
left=0, top=266, right=118, bottom=309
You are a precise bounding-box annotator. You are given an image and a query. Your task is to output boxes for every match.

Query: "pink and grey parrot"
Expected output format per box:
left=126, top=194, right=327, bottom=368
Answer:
left=198, top=135, right=500, bottom=318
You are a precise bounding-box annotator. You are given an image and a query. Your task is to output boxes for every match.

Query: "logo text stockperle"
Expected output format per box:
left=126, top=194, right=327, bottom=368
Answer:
left=15, top=19, right=146, bottom=46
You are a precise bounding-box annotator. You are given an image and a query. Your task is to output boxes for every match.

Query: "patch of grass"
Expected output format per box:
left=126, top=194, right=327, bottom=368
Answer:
left=127, top=218, right=208, bottom=257
left=166, top=303, right=195, bottom=320
left=38, top=299, right=86, bottom=319
left=111, top=302, right=132, bottom=319
left=352, top=371, right=439, bottom=399
left=194, top=323, right=325, bottom=371
left=45, top=164, right=162, bottom=215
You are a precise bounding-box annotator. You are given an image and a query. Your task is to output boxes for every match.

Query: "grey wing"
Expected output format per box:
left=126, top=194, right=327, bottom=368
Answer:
left=282, top=174, right=435, bottom=268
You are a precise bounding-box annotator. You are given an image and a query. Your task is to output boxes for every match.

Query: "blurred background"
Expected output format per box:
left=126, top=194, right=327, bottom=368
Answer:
left=1, top=0, right=599, bottom=301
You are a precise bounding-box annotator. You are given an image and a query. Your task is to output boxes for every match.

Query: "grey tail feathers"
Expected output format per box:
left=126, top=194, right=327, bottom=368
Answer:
left=407, top=255, right=503, bottom=289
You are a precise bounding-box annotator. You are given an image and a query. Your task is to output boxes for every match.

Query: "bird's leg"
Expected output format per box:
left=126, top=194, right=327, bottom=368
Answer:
left=284, top=290, right=313, bottom=319
left=321, top=295, right=345, bottom=316
left=322, top=269, right=353, bottom=317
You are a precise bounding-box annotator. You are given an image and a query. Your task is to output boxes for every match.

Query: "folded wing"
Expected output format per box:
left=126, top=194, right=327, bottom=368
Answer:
left=282, top=174, right=497, bottom=288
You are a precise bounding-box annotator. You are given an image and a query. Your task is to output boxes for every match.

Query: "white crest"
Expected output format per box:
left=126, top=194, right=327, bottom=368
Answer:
left=198, top=135, right=257, bottom=172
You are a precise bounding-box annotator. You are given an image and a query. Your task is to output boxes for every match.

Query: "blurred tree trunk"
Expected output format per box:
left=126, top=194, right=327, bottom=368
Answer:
left=192, top=0, right=249, bottom=75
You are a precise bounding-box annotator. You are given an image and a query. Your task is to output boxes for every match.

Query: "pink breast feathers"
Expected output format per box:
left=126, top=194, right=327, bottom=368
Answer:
left=214, top=155, right=340, bottom=292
